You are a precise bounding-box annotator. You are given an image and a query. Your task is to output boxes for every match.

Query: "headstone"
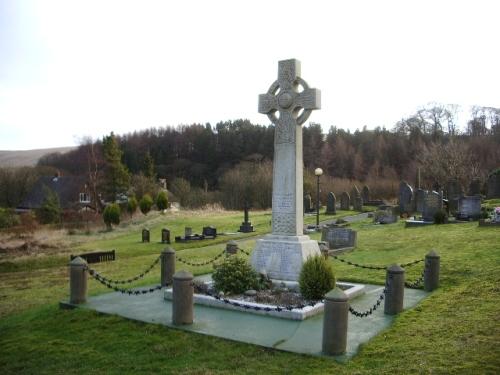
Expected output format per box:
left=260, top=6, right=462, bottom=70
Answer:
left=487, top=172, right=500, bottom=199
left=304, top=194, right=313, bottom=213
left=468, top=178, right=481, bottom=196
left=325, top=192, right=336, bottom=215
left=184, top=227, right=192, bottom=237
left=321, top=227, right=357, bottom=249
left=446, top=179, right=462, bottom=214
left=353, top=194, right=363, bottom=212
left=351, top=185, right=360, bottom=208
left=239, top=202, right=254, bottom=233
left=374, top=207, right=398, bottom=224
left=422, top=191, right=442, bottom=222
left=456, top=196, right=482, bottom=220
left=251, top=58, right=322, bottom=281
left=399, top=181, right=414, bottom=215
left=340, top=192, right=350, bottom=210
left=161, top=228, right=171, bottom=244
left=414, top=188, right=425, bottom=214
left=362, top=185, right=370, bottom=203
left=416, top=167, right=421, bottom=189
left=142, top=229, right=150, bottom=243
left=202, top=226, right=217, bottom=238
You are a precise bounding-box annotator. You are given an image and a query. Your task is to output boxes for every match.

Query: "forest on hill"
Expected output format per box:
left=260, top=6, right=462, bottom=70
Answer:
left=1, top=103, right=499, bottom=210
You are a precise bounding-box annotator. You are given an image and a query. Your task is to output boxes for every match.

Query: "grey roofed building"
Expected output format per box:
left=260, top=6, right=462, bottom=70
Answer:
left=17, top=175, right=95, bottom=212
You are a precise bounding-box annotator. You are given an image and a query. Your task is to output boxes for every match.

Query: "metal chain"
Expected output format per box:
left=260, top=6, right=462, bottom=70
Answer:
left=332, top=256, right=424, bottom=270
left=177, top=249, right=226, bottom=267
left=87, top=268, right=166, bottom=295
left=85, top=256, right=161, bottom=285
left=194, top=286, right=320, bottom=312
left=239, top=249, right=251, bottom=256
left=405, top=263, right=426, bottom=289
left=349, top=288, right=386, bottom=318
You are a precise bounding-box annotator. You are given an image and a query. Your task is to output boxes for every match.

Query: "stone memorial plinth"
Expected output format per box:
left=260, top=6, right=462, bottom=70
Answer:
left=251, top=59, right=321, bottom=281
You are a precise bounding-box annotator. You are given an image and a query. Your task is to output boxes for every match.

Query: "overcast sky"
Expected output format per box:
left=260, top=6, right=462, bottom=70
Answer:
left=0, top=0, right=499, bottom=150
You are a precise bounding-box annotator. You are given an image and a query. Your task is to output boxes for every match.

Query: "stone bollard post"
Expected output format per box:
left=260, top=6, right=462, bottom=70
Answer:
left=384, top=264, right=405, bottom=315
left=424, top=250, right=440, bottom=292
left=69, top=256, right=88, bottom=304
left=161, top=247, right=176, bottom=286
left=172, top=270, right=194, bottom=325
left=322, top=287, right=349, bottom=355
left=225, top=240, right=238, bottom=256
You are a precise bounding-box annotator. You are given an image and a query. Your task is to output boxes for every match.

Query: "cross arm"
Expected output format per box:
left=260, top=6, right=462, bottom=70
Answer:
left=258, top=93, right=278, bottom=114
left=296, top=88, right=321, bottom=110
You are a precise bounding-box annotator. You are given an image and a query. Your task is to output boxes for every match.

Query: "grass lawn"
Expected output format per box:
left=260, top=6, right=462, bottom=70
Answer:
left=1, top=208, right=499, bottom=374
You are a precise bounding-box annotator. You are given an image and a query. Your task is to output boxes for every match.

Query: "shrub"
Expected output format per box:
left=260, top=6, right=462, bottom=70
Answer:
left=127, top=196, right=138, bottom=216
left=0, top=208, right=20, bottom=229
left=434, top=209, right=447, bottom=224
left=36, top=185, right=61, bottom=224
left=299, top=255, right=335, bottom=300
left=103, top=203, right=121, bottom=229
left=156, top=191, right=169, bottom=211
left=212, top=256, right=259, bottom=295
left=139, top=194, right=153, bottom=215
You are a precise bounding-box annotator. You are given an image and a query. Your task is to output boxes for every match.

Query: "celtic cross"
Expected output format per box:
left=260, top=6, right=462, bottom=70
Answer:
left=258, top=59, right=321, bottom=144
left=258, top=59, right=321, bottom=235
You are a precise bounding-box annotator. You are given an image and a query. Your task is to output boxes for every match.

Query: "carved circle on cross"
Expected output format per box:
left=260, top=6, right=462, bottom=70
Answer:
left=266, top=77, right=313, bottom=126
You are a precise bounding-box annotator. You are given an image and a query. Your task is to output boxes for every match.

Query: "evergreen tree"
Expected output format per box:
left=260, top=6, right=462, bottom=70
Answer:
left=143, top=151, right=155, bottom=179
left=101, top=132, right=130, bottom=201
left=36, top=185, right=61, bottom=224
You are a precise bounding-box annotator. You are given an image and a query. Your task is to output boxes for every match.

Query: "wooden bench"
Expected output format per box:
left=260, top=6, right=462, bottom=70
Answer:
left=70, top=250, right=116, bottom=264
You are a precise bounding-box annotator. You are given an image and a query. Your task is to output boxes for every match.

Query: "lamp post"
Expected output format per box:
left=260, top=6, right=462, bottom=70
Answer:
left=315, top=168, right=323, bottom=229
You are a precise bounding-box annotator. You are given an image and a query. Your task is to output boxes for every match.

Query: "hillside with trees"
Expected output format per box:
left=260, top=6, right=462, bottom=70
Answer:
left=1, top=103, right=498, bottom=211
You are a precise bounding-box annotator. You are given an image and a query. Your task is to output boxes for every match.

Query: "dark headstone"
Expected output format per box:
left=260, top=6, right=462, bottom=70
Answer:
left=161, top=228, right=171, bottom=244
left=487, top=173, right=500, bottom=199
left=304, top=194, right=313, bottom=213
left=422, top=191, right=442, bottom=222
left=340, top=192, right=350, bottom=210
left=456, top=196, right=482, bottom=220
left=362, top=185, right=370, bottom=203
left=326, top=192, right=336, bottom=215
left=415, top=188, right=425, bottom=214
left=353, top=195, right=363, bottom=212
left=202, top=226, right=217, bottom=239
left=399, top=181, right=414, bottom=215
left=468, top=178, right=481, bottom=196
left=321, top=226, right=357, bottom=249
left=446, top=179, right=462, bottom=214
left=142, top=229, right=150, bottom=243
left=185, top=227, right=192, bottom=237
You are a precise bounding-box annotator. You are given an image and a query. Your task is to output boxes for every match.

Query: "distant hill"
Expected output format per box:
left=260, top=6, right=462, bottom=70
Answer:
left=0, top=147, right=76, bottom=167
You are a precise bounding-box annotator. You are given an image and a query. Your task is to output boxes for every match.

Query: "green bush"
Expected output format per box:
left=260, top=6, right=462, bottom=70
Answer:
left=299, top=255, right=335, bottom=300
left=0, top=208, right=20, bottom=229
left=36, top=186, right=61, bottom=224
left=127, top=196, right=138, bottom=216
left=103, top=203, right=121, bottom=229
left=434, top=209, right=447, bottom=224
left=156, top=191, right=168, bottom=211
left=139, top=194, right=153, bottom=215
left=212, top=256, right=259, bottom=295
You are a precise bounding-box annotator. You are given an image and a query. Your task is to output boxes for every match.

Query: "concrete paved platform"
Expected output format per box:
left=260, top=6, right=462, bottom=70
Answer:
left=63, top=280, right=427, bottom=360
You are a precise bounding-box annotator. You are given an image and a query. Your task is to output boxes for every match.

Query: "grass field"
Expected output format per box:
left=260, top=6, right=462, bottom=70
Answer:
left=1, top=208, right=499, bottom=374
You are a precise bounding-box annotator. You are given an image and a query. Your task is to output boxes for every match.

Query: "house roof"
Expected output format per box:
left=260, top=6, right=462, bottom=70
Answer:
left=17, top=175, right=89, bottom=210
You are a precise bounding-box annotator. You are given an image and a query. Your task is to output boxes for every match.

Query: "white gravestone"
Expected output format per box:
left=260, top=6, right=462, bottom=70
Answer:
left=251, top=59, right=321, bottom=281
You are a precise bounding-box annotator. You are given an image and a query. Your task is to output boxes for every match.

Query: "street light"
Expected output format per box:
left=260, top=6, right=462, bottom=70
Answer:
left=314, top=168, right=323, bottom=229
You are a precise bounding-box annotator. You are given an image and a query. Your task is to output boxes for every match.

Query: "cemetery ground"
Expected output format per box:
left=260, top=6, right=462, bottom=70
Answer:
left=1, top=207, right=499, bottom=374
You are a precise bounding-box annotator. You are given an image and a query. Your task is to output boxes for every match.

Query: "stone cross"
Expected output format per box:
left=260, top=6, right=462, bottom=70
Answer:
left=258, top=59, right=321, bottom=235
